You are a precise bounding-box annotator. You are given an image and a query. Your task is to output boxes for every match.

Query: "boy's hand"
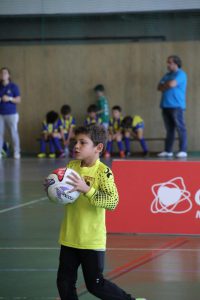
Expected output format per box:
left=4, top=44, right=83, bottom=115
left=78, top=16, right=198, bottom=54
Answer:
left=66, top=172, right=90, bottom=194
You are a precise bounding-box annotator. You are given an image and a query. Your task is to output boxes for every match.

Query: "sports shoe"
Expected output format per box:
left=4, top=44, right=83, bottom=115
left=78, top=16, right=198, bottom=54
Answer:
left=37, top=153, right=46, bottom=158
left=104, top=151, right=111, bottom=158
left=0, top=153, right=2, bottom=159
left=126, top=151, right=131, bottom=157
left=119, top=151, right=125, bottom=158
left=49, top=153, right=56, bottom=158
left=14, top=153, right=21, bottom=159
left=135, top=298, right=147, bottom=300
left=157, top=151, right=173, bottom=157
left=176, top=151, right=188, bottom=158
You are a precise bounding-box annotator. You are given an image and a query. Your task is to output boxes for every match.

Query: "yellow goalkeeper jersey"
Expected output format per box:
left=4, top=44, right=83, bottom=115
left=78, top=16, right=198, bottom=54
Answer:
left=59, top=159, right=119, bottom=250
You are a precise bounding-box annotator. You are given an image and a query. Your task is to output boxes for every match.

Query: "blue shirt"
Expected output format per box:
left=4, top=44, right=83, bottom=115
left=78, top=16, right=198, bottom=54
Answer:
left=0, top=82, right=20, bottom=115
left=160, top=69, right=187, bottom=109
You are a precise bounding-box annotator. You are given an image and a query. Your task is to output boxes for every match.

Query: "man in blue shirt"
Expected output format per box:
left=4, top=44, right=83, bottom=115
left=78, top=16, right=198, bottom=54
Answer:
left=157, top=55, right=188, bottom=158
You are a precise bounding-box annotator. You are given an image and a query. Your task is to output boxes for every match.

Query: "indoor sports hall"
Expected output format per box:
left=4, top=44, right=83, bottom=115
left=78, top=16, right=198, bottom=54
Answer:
left=1, top=1, right=200, bottom=300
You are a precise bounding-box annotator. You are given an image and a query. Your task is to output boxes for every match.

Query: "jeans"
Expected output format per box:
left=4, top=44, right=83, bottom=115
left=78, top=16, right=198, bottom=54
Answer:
left=162, top=108, right=187, bottom=152
left=0, top=113, right=20, bottom=155
left=57, top=245, right=133, bottom=300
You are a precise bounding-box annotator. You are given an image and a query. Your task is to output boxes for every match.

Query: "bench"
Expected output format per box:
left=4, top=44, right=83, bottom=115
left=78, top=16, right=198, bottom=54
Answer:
left=128, top=137, right=179, bottom=154
left=130, top=137, right=178, bottom=142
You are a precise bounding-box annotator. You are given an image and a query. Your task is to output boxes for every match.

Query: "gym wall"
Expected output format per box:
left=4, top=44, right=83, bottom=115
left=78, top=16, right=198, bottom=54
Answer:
left=0, top=12, right=199, bottom=153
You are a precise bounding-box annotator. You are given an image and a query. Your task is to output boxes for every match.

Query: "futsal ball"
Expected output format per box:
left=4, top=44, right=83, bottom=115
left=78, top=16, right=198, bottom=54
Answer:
left=46, top=167, right=81, bottom=205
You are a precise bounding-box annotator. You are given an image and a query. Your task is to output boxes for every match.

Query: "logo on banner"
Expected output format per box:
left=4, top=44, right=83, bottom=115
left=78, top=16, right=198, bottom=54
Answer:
left=151, top=177, right=193, bottom=214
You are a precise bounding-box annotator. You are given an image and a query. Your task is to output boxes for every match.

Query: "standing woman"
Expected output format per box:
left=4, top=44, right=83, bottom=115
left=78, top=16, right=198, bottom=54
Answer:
left=0, top=67, right=21, bottom=159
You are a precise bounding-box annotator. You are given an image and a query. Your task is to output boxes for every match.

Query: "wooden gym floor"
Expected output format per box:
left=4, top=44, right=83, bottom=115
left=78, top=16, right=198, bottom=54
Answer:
left=0, top=158, right=200, bottom=300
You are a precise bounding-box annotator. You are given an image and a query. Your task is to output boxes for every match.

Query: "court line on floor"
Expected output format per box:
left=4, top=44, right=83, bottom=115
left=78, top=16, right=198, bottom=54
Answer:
left=78, top=237, right=188, bottom=297
left=0, top=246, right=197, bottom=251
left=1, top=267, right=199, bottom=273
left=0, top=197, right=48, bottom=214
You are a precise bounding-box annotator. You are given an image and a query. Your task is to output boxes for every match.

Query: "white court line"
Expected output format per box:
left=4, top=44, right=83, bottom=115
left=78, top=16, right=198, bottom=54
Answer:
left=0, top=247, right=199, bottom=252
left=0, top=197, right=48, bottom=214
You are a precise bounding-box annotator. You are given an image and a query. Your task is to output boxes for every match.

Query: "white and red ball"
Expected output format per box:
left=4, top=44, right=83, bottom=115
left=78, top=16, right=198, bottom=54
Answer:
left=46, top=167, right=80, bottom=205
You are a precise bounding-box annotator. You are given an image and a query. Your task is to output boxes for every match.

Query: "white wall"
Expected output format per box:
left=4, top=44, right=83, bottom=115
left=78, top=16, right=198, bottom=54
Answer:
left=0, top=0, right=200, bottom=15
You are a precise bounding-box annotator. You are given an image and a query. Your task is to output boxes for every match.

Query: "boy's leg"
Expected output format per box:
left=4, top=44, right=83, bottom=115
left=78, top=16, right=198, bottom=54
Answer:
left=57, top=246, right=80, bottom=300
left=40, top=138, right=46, bottom=153
left=136, top=129, right=148, bottom=154
left=116, top=133, right=124, bottom=152
left=49, top=138, right=55, bottom=153
left=124, top=131, right=131, bottom=154
left=81, top=249, right=133, bottom=300
left=53, top=137, right=63, bottom=152
left=106, top=134, right=113, bottom=153
left=116, top=133, right=125, bottom=158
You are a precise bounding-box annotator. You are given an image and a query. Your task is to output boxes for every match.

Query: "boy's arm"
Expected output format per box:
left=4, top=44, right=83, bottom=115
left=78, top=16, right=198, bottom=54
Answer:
left=85, top=167, right=119, bottom=210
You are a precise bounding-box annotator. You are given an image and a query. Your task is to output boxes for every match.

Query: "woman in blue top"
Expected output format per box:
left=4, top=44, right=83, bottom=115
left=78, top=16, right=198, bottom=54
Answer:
left=0, top=67, right=21, bottom=159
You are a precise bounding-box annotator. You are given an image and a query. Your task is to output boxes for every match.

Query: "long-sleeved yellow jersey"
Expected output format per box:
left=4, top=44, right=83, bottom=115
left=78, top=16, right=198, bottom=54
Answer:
left=59, top=159, right=119, bottom=250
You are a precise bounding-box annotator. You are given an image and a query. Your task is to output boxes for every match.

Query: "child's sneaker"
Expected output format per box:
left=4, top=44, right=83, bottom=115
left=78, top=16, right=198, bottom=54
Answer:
left=37, top=153, right=46, bottom=158
left=119, top=151, right=125, bottom=158
left=48, top=153, right=56, bottom=158
left=126, top=151, right=131, bottom=157
left=135, top=298, right=147, bottom=300
left=104, top=151, right=111, bottom=158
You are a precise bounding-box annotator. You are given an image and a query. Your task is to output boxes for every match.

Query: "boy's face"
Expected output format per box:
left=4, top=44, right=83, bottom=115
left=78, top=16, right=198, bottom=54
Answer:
left=95, top=91, right=104, bottom=98
left=74, top=134, right=103, bottom=161
left=63, top=113, right=70, bottom=120
left=89, top=111, right=96, bottom=119
left=112, top=109, right=121, bottom=119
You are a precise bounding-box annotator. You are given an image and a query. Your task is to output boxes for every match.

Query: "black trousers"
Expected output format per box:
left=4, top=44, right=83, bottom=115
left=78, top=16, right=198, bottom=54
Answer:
left=57, top=245, right=134, bottom=300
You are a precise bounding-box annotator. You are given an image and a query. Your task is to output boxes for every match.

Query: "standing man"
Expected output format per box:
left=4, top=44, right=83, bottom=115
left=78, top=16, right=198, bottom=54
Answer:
left=0, top=67, right=21, bottom=159
left=157, top=55, right=188, bottom=158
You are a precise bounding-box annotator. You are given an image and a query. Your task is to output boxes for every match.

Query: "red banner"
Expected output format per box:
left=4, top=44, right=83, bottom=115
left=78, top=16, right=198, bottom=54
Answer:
left=107, top=160, right=200, bottom=234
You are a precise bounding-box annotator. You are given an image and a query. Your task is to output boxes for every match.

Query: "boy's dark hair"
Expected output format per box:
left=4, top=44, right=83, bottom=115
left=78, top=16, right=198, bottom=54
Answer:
left=61, top=105, right=71, bottom=115
left=168, top=55, right=182, bottom=68
left=74, top=124, right=107, bottom=152
left=112, top=105, right=122, bottom=112
left=87, top=104, right=98, bottom=113
left=46, top=111, right=58, bottom=124
left=122, top=116, right=133, bottom=128
left=94, top=84, right=105, bottom=92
